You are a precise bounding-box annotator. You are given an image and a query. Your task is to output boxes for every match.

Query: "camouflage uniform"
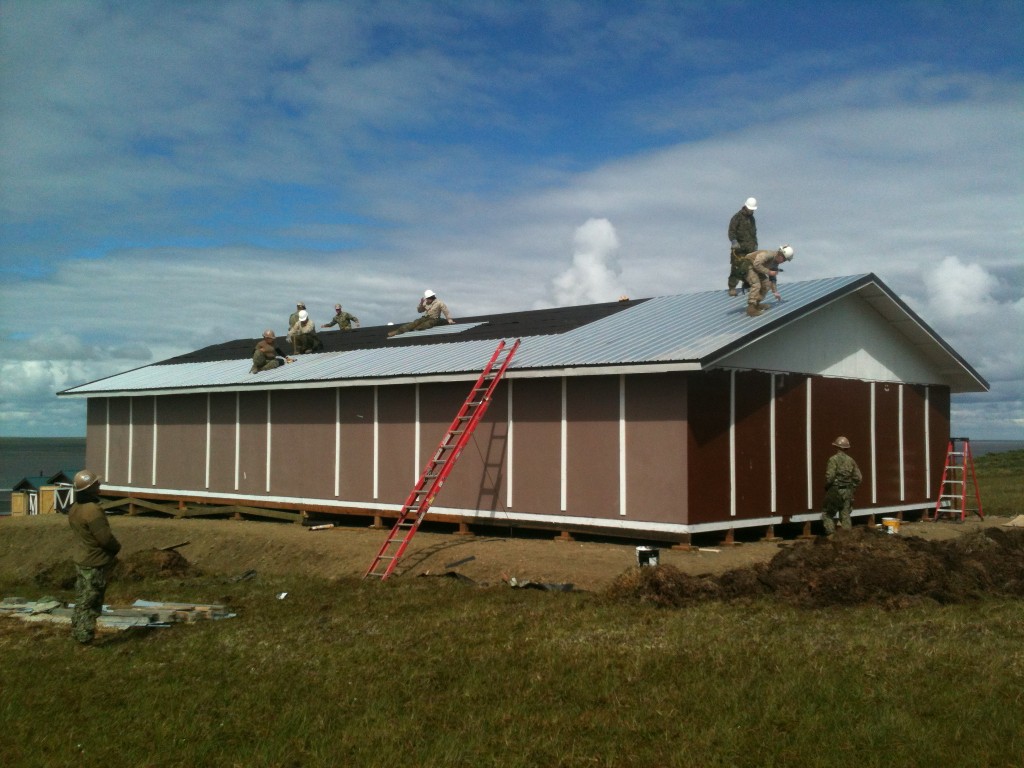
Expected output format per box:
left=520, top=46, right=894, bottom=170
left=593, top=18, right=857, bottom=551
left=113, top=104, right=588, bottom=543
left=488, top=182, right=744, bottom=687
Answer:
left=389, top=296, right=453, bottom=337
left=288, top=318, right=322, bottom=354
left=323, top=310, right=359, bottom=331
left=821, top=450, right=862, bottom=534
left=727, top=207, right=757, bottom=290
left=68, top=494, right=121, bottom=644
left=251, top=338, right=287, bottom=373
left=742, top=249, right=783, bottom=309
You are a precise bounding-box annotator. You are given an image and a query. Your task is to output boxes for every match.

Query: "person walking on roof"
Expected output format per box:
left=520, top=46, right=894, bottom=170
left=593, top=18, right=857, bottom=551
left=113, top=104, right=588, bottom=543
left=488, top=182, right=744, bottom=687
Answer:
left=321, top=303, right=359, bottom=331
left=251, top=330, right=294, bottom=373
left=821, top=436, right=862, bottom=534
left=727, top=197, right=759, bottom=296
left=387, top=289, right=454, bottom=337
left=742, top=245, right=794, bottom=317
left=68, top=469, right=121, bottom=645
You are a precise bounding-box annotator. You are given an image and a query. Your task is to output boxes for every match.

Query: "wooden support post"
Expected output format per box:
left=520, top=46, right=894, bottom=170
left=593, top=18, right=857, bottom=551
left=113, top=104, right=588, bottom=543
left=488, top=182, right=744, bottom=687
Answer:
left=761, top=524, right=781, bottom=542
left=455, top=521, right=473, bottom=536
left=671, top=533, right=694, bottom=551
left=866, top=514, right=876, bottom=527
left=554, top=530, right=574, bottom=542
left=372, top=515, right=384, bottom=529
left=129, top=501, right=136, bottom=516
left=719, top=528, right=740, bottom=547
left=798, top=520, right=815, bottom=539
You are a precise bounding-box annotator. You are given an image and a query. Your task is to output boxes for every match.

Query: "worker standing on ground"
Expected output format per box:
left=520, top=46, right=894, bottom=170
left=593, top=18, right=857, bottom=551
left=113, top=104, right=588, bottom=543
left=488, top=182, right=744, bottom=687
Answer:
left=321, top=303, right=359, bottom=331
left=821, top=436, right=863, bottom=535
left=742, top=245, right=794, bottom=317
left=250, top=330, right=294, bottom=373
left=387, top=289, right=455, bottom=337
left=727, top=197, right=759, bottom=295
left=68, top=470, right=121, bottom=645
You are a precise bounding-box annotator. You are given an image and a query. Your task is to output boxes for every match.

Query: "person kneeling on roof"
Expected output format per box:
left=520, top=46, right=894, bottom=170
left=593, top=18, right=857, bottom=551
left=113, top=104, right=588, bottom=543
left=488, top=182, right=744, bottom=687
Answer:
left=250, top=330, right=295, bottom=373
left=387, top=289, right=455, bottom=338
left=740, top=245, right=794, bottom=317
left=288, top=309, right=323, bottom=354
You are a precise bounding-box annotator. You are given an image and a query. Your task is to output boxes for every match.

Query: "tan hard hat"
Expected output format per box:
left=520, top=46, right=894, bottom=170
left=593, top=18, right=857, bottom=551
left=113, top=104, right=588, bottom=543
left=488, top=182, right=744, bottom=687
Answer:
left=73, top=469, right=101, bottom=492
left=832, top=436, right=851, bottom=449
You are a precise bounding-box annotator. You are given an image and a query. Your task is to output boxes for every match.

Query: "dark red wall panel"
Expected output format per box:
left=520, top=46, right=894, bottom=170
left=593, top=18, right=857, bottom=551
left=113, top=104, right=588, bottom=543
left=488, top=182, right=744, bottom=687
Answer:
left=687, top=370, right=731, bottom=524
left=565, top=375, right=620, bottom=519
left=510, top=378, right=562, bottom=516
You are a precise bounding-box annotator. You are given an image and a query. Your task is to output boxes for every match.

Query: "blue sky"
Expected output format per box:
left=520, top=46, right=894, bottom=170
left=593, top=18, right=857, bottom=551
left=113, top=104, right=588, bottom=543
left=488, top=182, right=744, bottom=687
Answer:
left=1, top=0, right=1021, bottom=438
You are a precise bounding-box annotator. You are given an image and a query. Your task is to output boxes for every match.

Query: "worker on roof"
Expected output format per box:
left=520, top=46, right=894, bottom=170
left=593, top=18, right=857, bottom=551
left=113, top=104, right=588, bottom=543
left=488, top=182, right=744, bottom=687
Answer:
left=68, top=469, right=121, bottom=645
left=288, top=309, right=323, bottom=354
left=821, top=436, right=863, bottom=535
left=250, top=329, right=295, bottom=373
left=321, top=303, right=360, bottom=331
left=727, top=197, right=759, bottom=296
left=387, top=289, right=455, bottom=338
left=288, top=301, right=306, bottom=331
left=740, top=245, right=794, bottom=317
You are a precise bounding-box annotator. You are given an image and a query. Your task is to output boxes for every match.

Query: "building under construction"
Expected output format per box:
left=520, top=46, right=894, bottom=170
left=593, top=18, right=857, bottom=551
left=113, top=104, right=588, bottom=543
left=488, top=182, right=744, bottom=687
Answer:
left=57, top=274, right=987, bottom=544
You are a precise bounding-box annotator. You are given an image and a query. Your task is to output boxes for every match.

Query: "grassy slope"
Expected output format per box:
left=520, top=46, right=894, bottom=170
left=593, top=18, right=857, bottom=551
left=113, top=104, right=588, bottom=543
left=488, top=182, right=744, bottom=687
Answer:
left=1, top=453, right=1021, bottom=768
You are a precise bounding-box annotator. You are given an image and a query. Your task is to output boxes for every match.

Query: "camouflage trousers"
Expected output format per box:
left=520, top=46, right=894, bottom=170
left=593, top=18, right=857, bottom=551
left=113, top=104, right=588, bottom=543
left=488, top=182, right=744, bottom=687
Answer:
left=821, top=487, right=855, bottom=535
left=391, top=316, right=440, bottom=336
left=72, top=564, right=109, bottom=644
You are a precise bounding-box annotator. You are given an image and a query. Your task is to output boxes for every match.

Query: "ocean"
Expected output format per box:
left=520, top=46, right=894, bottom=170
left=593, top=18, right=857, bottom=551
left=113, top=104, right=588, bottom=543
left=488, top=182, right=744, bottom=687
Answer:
left=0, top=437, right=1021, bottom=515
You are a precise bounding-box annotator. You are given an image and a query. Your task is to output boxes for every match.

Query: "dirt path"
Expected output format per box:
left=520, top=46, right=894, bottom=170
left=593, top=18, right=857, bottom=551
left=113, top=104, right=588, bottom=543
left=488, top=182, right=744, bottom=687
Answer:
left=0, top=512, right=1012, bottom=591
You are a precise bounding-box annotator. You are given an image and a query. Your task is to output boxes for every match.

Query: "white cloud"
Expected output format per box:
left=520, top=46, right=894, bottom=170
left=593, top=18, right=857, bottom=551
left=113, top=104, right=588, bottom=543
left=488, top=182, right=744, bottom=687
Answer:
left=549, top=218, right=627, bottom=306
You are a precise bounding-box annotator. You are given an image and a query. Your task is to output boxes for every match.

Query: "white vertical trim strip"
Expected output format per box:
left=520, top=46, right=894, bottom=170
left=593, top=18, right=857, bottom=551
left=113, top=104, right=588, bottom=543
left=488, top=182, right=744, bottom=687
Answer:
left=127, top=398, right=134, bottom=484
left=233, top=392, right=240, bottom=491
left=506, top=380, right=514, bottom=509
left=152, top=398, right=158, bottom=486
left=265, top=391, right=272, bottom=494
left=334, top=388, right=340, bottom=498
left=373, top=386, right=379, bottom=500
left=729, top=370, right=736, bottom=517
left=205, top=393, right=211, bottom=489
left=560, top=376, right=567, bottom=512
left=898, top=384, right=905, bottom=501
left=924, top=386, right=931, bottom=498
left=805, top=378, right=813, bottom=509
left=104, top=399, right=110, bottom=480
left=414, top=383, right=421, bottom=482
left=870, top=383, right=878, bottom=504
left=619, top=374, right=627, bottom=517
left=769, top=374, right=777, bottom=513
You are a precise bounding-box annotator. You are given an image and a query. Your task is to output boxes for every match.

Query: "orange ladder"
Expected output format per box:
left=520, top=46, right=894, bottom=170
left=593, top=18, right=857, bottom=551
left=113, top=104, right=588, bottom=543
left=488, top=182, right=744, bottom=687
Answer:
left=364, top=338, right=520, bottom=580
left=931, top=437, right=983, bottom=521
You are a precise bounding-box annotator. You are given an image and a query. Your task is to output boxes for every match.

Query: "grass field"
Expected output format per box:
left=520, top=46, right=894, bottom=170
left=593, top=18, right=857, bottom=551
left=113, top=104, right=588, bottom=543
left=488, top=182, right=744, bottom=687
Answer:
left=1, top=453, right=1021, bottom=767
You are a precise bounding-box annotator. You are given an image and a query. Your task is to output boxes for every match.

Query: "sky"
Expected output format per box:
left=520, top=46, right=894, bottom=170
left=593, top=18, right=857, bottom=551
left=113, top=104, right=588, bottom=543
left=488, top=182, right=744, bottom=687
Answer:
left=1, top=0, right=1021, bottom=439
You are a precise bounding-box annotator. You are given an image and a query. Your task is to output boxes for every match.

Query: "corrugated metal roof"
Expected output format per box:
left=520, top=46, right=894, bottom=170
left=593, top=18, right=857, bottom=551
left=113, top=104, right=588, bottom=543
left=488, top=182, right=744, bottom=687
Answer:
left=57, top=274, right=986, bottom=396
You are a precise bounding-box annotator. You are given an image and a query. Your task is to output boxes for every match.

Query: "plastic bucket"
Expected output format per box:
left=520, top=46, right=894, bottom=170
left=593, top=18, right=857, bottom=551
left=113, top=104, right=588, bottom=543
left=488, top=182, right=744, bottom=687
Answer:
left=636, top=546, right=660, bottom=567
left=881, top=517, right=901, bottom=535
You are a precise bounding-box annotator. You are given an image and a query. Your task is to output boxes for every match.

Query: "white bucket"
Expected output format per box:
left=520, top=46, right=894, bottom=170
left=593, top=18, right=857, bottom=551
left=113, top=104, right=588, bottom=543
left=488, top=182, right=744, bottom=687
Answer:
left=881, top=517, right=901, bottom=535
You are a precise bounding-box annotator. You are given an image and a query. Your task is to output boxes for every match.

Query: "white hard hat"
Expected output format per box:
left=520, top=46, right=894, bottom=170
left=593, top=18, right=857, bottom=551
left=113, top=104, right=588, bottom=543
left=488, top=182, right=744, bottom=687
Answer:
left=298, top=309, right=308, bottom=321
left=779, top=244, right=794, bottom=259
left=423, top=289, right=436, bottom=299
left=744, top=197, right=757, bottom=211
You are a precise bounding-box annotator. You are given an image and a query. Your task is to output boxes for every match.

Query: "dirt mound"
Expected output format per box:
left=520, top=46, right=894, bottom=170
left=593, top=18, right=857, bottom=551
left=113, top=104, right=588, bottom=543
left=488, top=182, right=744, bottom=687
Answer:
left=606, top=527, right=1024, bottom=608
left=33, top=548, right=195, bottom=590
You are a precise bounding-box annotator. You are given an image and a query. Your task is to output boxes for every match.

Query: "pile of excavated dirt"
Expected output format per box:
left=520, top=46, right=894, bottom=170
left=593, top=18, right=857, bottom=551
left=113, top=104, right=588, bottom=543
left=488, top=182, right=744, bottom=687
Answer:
left=34, top=548, right=195, bottom=590
left=606, top=527, right=1024, bottom=608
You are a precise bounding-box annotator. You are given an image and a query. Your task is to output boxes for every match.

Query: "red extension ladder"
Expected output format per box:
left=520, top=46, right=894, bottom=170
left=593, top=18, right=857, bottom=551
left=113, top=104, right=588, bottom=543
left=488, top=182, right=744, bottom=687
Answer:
left=931, top=437, right=983, bottom=521
left=364, top=338, right=521, bottom=580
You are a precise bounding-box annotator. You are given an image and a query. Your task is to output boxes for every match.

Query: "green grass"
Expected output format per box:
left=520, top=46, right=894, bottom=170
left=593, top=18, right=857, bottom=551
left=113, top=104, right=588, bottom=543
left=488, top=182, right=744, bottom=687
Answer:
left=975, top=449, right=1024, bottom=517
left=2, top=574, right=1022, bottom=768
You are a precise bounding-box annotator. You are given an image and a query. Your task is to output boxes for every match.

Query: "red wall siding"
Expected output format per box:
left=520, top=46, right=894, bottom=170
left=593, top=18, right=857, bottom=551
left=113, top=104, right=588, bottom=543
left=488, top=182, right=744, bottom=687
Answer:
left=733, top=371, right=773, bottom=519
left=928, top=386, right=951, bottom=499
left=129, top=396, right=155, bottom=487
left=687, top=370, right=731, bottom=524
left=85, top=398, right=107, bottom=478
left=156, top=394, right=207, bottom=491
left=377, top=385, right=417, bottom=504
left=565, top=375, right=620, bottom=519
left=237, top=392, right=268, bottom=496
left=625, top=372, right=688, bottom=524
left=510, top=378, right=562, bottom=515
left=873, top=383, right=902, bottom=505
left=774, top=374, right=810, bottom=514
left=338, top=387, right=375, bottom=501
left=208, top=393, right=237, bottom=493
left=269, top=389, right=336, bottom=500
left=106, top=398, right=130, bottom=486
left=902, top=385, right=927, bottom=502
left=811, top=378, right=871, bottom=511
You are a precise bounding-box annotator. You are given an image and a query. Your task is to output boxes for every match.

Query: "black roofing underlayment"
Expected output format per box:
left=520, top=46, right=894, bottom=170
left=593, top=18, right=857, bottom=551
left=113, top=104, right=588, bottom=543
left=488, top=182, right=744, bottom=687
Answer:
left=155, top=298, right=650, bottom=365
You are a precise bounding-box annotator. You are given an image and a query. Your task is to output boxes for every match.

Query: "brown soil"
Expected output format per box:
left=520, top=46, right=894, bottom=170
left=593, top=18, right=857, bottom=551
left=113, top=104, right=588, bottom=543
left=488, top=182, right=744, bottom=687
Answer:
left=2, top=513, right=1020, bottom=605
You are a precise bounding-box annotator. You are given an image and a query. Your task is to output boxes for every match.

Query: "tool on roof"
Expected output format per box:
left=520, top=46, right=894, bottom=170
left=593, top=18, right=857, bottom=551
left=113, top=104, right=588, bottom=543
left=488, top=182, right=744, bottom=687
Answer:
left=364, top=338, right=521, bottom=581
left=929, top=437, right=983, bottom=521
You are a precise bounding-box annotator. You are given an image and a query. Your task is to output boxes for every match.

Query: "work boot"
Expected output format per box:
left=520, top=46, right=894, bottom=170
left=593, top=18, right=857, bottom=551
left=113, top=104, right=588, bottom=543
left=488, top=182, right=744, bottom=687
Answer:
left=728, top=288, right=738, bottom=297
left=755, top=302, right=771, bottom=311
left=746, top=305, right=764, bottom=317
